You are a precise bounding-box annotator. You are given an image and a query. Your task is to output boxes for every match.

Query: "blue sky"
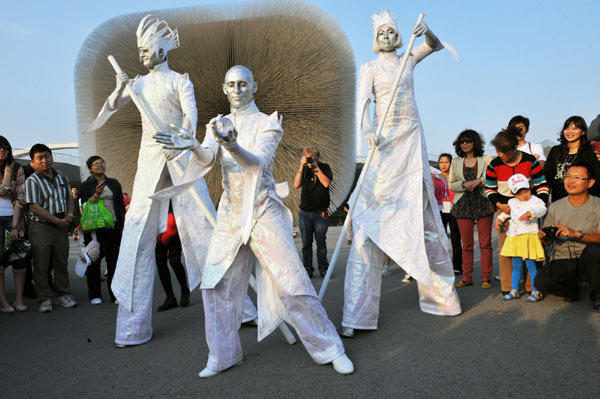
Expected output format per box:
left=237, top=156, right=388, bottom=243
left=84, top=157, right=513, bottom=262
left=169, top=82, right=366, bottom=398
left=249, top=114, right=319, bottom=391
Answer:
left=1, top=0, right=599, bottom=157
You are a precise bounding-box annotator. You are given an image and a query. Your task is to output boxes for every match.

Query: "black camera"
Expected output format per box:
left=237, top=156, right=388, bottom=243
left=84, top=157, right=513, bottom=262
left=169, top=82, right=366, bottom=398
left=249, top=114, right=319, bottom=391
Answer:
left=306, top=156, right=314, bottom=165
left=542, top=226, right=558, bottom=238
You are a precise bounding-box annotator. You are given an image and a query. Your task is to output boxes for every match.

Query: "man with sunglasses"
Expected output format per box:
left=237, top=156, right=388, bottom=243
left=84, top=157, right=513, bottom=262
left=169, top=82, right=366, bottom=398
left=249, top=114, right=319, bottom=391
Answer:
left=534, top=162, right=600, bottom=311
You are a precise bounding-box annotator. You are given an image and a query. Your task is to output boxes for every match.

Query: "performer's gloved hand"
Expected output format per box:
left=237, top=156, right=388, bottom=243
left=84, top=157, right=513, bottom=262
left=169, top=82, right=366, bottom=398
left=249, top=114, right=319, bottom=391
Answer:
left=154, top=124, right=198, bottom=151
left=412, top=21, right=428, bottom=37
left=115, top=72, right=130, bottom=92
left=154, top=124, right=214, bottom=165
left=210, top=117, right=238, bottom=145
left=210, top=117, right=259, bottom=171
left=365, top=133, right=379, bottom=149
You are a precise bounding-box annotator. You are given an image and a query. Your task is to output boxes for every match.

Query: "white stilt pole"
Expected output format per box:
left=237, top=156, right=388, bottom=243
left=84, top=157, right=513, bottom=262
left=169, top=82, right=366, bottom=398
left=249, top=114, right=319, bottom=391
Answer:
left=318, top=13, right=425, bottom=300
left=107, top=55, right=297, bottom=345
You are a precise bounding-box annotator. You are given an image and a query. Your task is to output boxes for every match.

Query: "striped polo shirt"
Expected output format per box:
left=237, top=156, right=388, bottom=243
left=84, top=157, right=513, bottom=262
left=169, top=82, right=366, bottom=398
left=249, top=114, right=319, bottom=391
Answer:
left=485, top=152, right=549, bottom=205
left=24, top=170, right=71, bottom=222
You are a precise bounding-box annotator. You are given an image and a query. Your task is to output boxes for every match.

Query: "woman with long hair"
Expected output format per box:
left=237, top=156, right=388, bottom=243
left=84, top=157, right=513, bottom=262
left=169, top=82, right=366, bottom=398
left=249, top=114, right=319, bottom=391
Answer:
left=448, top=130, right=493, bottom=289
left=543, top=116, right=600, bottom=202
left=0, top=135, right=27, bottom=312
left=485, top=127, right=549, bottom=295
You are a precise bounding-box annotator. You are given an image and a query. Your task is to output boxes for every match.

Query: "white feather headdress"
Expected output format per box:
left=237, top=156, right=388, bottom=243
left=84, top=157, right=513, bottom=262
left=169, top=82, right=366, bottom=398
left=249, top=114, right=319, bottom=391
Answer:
left=136, top=15, right=180, bottom=56
left=372, top=10, right=397, bottom=33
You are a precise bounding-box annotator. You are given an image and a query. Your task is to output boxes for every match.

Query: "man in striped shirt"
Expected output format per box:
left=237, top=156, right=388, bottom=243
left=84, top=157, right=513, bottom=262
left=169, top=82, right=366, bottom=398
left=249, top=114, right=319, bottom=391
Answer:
left=24, top=144, right=76, bottom=313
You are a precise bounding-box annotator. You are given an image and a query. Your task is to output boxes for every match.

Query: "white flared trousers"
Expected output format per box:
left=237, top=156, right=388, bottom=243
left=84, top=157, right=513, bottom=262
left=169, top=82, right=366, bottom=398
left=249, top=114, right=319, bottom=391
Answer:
left=114, top=202, right=258, bottom=345
left=342, top=228, right=386, bottom=330
left=115, top=200, right=161, bottom=346
left=202, top=244, right=344, bottom=373
left=343, top=195, right=461, bottom=329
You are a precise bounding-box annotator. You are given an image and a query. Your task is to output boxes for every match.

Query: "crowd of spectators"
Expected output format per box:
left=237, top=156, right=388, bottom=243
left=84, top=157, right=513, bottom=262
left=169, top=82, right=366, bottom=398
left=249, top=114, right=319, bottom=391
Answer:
left=0, top=140, right=128, bottom=313
left=443, top=114, right=600, bottom=312
left=2, top=112, right=600, bottom=315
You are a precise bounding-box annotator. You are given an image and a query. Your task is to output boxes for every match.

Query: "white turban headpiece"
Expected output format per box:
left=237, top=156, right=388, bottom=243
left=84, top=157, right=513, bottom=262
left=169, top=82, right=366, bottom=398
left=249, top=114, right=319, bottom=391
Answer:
left=136, top=15, right=180, bottom=58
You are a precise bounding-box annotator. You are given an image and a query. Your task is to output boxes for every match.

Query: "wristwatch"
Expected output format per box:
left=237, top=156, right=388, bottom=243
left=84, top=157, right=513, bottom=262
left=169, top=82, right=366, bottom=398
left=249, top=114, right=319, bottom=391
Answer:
left=578, top=231, right=585, bottom=240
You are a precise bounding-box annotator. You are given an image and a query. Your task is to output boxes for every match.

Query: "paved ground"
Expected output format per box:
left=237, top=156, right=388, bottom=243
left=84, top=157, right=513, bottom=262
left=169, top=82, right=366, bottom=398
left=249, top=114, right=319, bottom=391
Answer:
left=2, top=227, right=599, bottom=398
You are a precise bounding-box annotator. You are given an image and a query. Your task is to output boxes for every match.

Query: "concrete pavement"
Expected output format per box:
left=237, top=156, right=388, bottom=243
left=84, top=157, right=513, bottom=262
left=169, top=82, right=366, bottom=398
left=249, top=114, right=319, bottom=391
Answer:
left=1, top=227, right=599, bottom=398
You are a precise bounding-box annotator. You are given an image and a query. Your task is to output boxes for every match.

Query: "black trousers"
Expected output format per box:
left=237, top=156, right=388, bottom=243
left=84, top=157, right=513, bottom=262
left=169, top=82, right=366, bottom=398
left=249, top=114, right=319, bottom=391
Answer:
left=84, top=228, right=121, bottom=301
left=535, top=243, right=600, bottom=301
left=440, top=212, right=463, bottom=273
left=155, top=234, right=188, bottom=299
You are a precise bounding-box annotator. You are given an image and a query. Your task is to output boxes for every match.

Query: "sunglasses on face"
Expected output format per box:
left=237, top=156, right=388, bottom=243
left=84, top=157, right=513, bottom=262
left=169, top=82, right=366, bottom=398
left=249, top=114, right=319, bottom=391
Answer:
left=459, top=139, right=473, bottom=144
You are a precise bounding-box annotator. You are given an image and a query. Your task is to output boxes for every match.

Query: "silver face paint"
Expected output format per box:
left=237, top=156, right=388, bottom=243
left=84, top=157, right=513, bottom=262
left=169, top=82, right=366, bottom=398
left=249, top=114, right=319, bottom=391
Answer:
left=376, top=24, right=399, bottom=53
left=222, top=66, right=257, bottom=110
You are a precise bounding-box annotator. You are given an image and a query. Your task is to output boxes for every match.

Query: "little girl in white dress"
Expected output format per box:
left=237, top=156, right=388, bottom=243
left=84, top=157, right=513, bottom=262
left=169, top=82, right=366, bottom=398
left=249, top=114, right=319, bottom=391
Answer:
left=495, top=174, right=547, bottom=302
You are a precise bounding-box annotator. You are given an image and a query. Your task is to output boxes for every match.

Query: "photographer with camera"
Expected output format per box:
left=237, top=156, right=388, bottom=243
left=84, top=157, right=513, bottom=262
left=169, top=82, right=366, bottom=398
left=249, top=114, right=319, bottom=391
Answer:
left=294, top=147, right=333, bottom=277
left=534, top=162, right=600, bottom=311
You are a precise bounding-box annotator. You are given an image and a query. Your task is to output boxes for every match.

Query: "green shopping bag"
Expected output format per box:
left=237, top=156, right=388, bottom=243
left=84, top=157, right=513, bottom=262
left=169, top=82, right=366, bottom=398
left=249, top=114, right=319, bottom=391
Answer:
left=80, top=199, right=115, bottom=232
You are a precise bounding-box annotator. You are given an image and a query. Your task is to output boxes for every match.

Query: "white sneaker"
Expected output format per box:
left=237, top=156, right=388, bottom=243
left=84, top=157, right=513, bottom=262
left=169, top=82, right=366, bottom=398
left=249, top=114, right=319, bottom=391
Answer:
left=381, top=264, right=391, bottom=277
left=341, top=327, right=354, bottom=338
left=198, top=367, right=220, bottom=378
left=90, top=298, right=102, bottom=305
left=332, top=354, right=354, bottom=375
left=54, top=295, right=77, bottom=308
left=38, top=299, right=53, bottom=313
left=402, top=273, right=413, bottom=283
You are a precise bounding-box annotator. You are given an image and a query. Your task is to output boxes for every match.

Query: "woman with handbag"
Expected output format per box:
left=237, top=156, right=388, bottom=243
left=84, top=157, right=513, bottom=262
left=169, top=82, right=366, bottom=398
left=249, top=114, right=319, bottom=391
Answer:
left=0, top=136, right=27, bottom=313
left=80, top=156, right=126, bottom=304
left=448, top=130, right=494, bottom=289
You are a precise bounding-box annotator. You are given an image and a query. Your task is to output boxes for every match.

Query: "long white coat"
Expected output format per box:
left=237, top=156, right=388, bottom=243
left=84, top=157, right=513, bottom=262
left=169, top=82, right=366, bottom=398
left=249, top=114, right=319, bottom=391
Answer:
left=155, top=101, right=316, bottom=340
left=349, top=43, right=461, bottom=316
left=83, top=61, right=214, bottom=312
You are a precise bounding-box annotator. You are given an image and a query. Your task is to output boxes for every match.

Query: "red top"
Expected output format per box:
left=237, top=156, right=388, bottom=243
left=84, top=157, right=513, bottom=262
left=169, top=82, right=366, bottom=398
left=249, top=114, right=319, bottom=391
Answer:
left=432, top=174, right=455, bottom=205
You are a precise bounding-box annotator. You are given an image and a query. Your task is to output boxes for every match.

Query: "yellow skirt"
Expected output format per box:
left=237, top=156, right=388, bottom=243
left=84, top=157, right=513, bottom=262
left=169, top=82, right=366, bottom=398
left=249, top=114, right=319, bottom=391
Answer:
left=500, top=233, right=545, bottom=261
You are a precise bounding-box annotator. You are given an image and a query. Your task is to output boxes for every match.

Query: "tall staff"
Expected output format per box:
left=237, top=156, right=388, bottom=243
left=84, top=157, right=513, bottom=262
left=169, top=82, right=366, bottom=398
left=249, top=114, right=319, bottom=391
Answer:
left=318, top=13, right=424, bottom=300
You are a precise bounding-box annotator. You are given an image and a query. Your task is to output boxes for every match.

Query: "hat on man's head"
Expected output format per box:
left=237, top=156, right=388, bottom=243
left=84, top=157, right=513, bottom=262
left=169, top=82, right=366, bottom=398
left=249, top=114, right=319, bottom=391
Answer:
left=507, top=174, right=530, bottom=194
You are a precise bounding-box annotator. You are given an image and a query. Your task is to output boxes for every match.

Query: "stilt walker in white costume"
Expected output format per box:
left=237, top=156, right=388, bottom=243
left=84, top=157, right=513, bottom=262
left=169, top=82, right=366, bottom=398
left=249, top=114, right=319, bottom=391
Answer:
left=341, top=10, right=462, bottom=338
left=82, top=15, right=257, bottom=347
left=154, top=65, right=354, bottom=377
